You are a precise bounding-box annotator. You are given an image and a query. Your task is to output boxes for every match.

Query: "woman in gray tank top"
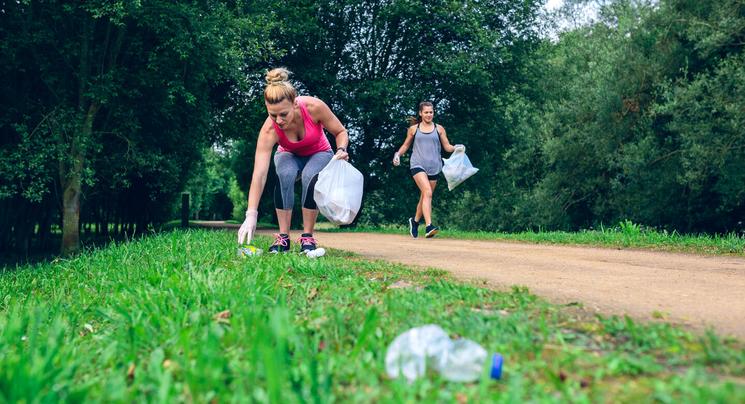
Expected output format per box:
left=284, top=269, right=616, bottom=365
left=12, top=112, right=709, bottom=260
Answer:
left=392, top=101, right=465, bottom=238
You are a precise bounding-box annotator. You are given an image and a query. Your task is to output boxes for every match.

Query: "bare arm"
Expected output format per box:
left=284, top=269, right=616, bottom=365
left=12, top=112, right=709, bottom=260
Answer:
left=304, top=96, right=349, bottom=158
left=437, top=125, right=456, bottom=153
left=246, top=118, right=278, bottom=210
left=396, top=126, right=417, bottom=156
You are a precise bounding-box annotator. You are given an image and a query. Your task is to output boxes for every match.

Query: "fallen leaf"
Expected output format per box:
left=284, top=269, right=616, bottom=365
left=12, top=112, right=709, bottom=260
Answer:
left=456, top=392, right=468, bottom=404
left=127, top=363, right=136, bottom=381
left=79, top=323, right=95, bottom=337
left=318, top=340, right=326, bottom=351
left=214, top=310, right=231, bottom=325
left=307, top=287, right=318, bottom=301
left=214, top=310, right=231, bottom=319
left=163, top=359, right=173, bottom=369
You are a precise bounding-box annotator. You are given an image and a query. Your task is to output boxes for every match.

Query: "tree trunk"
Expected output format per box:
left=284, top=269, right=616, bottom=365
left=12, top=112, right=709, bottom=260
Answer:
left=60, top=103, right=99, bottom=255
left=60, top=156, right=82, bottom=255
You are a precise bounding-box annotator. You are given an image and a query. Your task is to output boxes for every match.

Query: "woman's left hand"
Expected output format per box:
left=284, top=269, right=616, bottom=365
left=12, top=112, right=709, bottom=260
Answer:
left=334, top=148, right=349, bottom=160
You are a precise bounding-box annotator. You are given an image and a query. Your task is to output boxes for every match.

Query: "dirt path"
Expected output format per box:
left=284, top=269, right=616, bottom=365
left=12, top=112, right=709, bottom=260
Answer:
left=200, top=223, right=745, bottom=338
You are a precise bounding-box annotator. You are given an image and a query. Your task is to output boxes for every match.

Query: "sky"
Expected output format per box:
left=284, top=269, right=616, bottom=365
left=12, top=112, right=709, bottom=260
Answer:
left=545, top=0, right=564, bottom=11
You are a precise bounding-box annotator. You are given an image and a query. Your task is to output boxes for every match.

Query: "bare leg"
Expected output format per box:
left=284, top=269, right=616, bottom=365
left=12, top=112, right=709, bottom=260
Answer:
left=276, top=209, right=292, bottom=234
left=415, top=193, right=424, bottom=222
left=302, top=208, right=319, bottom=234
left=414, top=179, right=439, bottom=222
left=412, top=173, right=434, bottom=225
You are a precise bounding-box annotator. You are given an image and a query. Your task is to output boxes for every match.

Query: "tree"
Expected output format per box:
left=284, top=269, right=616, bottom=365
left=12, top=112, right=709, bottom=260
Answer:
left=237, top=0, right=543, bottom=225
left=0, top=1, right=277, bottom=254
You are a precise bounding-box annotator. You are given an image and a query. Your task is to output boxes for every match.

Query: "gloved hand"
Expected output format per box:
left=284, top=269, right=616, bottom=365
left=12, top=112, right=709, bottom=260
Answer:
left=392, top=152, right=401, bottom=166
left=454, top=144, right=466, bottom=153
left=237, top=209, right=258, bottom=245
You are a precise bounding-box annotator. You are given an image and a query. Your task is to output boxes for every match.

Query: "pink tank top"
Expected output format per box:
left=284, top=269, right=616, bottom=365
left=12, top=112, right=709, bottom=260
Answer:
left=273, top=99, right=332, bottom=156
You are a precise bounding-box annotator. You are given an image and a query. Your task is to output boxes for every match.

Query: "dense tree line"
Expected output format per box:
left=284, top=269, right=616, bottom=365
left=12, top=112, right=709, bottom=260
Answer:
left=2, top=0, right=743, bottom=257
left=228, top=0, right=544, bottom=228
left=497, top=0, right=745, bottom=233
left=231, top=0, right=744, bottom=234
left=1, top=1, right=277, bottom=255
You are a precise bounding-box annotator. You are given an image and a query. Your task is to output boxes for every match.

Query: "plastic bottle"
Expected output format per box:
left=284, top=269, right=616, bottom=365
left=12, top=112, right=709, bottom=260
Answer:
left=237, top=245, right=262, bottom=257
left=385, top=324, right=503, bottom=382
left=304, top=247, right=326, bottom=258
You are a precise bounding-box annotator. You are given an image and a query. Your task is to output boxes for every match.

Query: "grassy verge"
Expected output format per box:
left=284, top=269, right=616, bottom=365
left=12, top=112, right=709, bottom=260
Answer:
left=1, top=229, right=743, bottom=401
left=322, top=221, right=745, bottom=256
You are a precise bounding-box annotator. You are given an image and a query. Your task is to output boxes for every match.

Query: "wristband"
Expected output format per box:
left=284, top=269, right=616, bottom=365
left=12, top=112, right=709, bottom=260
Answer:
left=337, top=147, right=347, bottom=153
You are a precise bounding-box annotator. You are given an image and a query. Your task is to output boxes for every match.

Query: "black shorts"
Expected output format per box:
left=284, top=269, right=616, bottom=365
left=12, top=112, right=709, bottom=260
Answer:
left=410, top=167, right=439, bottom=181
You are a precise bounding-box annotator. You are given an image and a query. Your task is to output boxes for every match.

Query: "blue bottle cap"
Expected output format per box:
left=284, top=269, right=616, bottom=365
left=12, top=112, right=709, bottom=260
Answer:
left=490, top=353, right=503, bottom=380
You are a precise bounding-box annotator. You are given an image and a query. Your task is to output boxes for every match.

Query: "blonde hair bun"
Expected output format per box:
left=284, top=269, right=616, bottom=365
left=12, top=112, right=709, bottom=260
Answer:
left=264, top=67, right=297, bottom=104
left=266, top=67, right=291, bottom=85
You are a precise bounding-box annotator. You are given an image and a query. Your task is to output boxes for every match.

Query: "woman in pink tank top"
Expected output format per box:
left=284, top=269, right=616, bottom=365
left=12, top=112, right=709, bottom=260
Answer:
left=237, top=68, right=350, bottom=255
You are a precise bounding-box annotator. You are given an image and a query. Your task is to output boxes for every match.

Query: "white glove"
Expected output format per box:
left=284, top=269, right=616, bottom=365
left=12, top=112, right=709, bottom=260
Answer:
left=392, top=152, right=401, bottom=166
left=237, top=209, right=258, bottom=245
left=454, top=144, right=466, bottom=153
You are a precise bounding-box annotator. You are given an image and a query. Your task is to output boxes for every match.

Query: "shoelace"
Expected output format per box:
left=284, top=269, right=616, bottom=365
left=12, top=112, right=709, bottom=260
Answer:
left=298, top=236, right=316, bottom=246
left=271, top=233, right=289, bottom=247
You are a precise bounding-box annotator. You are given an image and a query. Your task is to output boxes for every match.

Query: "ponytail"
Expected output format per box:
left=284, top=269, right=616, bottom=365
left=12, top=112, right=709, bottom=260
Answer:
left=407, top=101, right=434, bottom=126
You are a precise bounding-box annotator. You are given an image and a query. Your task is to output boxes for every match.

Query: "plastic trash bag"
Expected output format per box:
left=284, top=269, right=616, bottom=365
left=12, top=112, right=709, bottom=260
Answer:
left=442, top=149, right=479, bottom=191
left=313, top=157, right=364, bottom=225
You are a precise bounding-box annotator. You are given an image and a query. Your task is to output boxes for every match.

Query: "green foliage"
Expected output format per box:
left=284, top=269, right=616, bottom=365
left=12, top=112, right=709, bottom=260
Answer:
left=1, top=230, right=743, bottom=400
left=332, top=224, right=745, bottom=256
left=248, top=0, right=543, bottom=225
left=0, top=1, right=279, bottom=252
left=185, top=148, right=239, bottom=221
left=228, top=177, right=247, bottom=221
left=5, top=0, right=745, bottom=252
left=491, top=0, right=745, bottom=233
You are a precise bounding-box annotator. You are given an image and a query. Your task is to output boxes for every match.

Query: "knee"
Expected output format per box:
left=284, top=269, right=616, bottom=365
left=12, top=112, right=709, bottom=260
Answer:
left=301, top=172, right=315, bottom=187
left=421, top=189, right=433, bottom=199
left=276, top=169, right=298, bottom=184
left=302, top=174, right=320, bottom=209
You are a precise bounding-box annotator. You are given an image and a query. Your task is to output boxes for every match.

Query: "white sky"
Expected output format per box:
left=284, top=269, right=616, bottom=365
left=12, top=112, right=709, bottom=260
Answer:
left=545, top=0, right=564, bottom=11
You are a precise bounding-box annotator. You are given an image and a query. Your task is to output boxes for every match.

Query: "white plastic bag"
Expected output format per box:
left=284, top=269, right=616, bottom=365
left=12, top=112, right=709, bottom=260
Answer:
left=442, top=149, right=479, bottom=191
left=313, top=158, right=364, bottom=225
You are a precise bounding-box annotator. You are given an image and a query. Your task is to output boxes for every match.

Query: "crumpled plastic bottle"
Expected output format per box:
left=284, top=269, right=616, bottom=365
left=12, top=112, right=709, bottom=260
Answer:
left=385, top=324, right=503, bottom=382
left=304, top=247, right=326, bottom=258
left=237, top=245, right=262, bottom=257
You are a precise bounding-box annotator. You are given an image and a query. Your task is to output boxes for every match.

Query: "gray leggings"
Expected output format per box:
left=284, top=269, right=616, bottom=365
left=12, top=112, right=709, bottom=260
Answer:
left=273, top=150, right=333, bottom=210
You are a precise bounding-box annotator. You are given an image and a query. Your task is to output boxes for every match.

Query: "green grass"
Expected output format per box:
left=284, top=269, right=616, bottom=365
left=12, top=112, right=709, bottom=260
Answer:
left=324, top=221, right=745, bottom=256
left=1, top=230, right=744, bottom=402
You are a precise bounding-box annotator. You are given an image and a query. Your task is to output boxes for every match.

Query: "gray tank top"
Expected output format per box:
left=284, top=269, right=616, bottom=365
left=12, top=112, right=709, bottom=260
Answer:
left=410, top=123, right=443, bottom=175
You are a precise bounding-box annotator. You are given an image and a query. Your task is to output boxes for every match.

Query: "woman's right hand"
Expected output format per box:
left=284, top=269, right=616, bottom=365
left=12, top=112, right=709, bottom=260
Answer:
left=237, top=209, right=259, bottom=245
left=392, top=152, right=401, bottom=166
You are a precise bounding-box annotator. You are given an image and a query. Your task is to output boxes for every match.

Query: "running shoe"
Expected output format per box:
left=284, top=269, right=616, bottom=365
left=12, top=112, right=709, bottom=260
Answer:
left=268, top=233, right=291, bottom=253
left=424, top=224, right=439, bottom=238
left=408, top=217, right=420, bottom=238
left=298, top=233, right=317, bottom=254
